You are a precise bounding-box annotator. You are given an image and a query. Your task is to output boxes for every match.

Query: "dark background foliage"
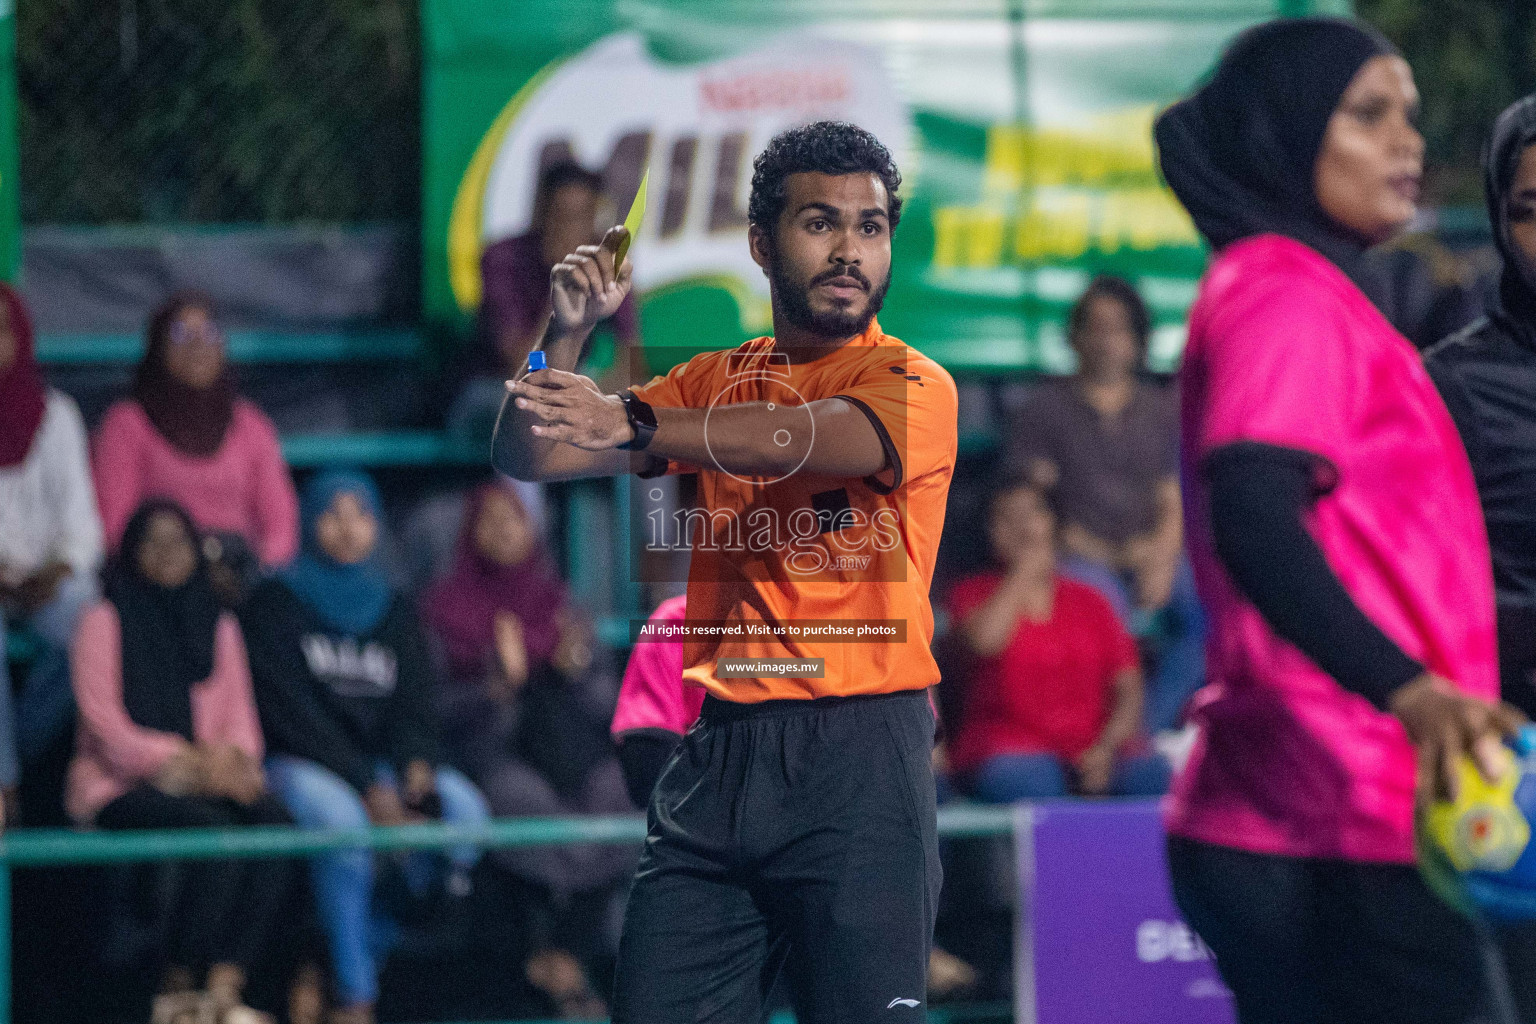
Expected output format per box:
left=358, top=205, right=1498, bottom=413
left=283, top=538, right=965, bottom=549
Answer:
left=17, top=0, right=418, bottom=223
left=15, top=1, right=1535, bottom=223
left=1358, top=0, right=1536, bottom=205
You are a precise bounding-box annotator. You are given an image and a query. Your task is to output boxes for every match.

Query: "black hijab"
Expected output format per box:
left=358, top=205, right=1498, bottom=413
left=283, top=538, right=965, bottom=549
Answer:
left=107, top=500, right=222, bottom=740
left=1154, top=18, right=1398, bottom=294
left=1485, top=95, right=1536, bottom=349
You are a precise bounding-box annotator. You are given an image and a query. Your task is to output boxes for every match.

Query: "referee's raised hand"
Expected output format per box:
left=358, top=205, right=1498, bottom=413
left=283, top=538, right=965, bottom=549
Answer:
left=550, top=225, right=633, bottom=334
left=1389, top=673, right=1526, bottom=804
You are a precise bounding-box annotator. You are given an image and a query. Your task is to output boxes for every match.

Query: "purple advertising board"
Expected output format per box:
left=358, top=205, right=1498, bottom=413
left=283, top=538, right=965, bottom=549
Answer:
left=1015, top=800, right=1236, bottom=1024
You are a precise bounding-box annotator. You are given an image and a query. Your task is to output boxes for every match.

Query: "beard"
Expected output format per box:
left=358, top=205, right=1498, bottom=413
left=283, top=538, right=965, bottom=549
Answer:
left=768, top=249, right=891, bottom=340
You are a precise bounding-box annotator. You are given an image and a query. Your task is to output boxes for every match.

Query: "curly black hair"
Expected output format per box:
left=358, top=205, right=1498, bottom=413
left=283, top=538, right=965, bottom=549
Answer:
left=748, top=121, right=903, bottom=235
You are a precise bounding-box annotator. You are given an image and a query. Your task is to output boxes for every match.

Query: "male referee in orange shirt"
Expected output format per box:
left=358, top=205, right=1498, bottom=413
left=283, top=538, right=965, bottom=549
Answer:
left=494, top=121, right=958, bottom=1023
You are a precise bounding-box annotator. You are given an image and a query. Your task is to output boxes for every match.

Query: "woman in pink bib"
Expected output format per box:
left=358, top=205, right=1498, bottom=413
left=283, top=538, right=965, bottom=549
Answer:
left=1156, top=17, right=1523, bottom=1024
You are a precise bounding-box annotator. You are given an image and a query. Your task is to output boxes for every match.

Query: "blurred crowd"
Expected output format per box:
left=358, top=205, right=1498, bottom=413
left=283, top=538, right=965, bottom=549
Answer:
left=0, top=157, right=1487, bottom=1024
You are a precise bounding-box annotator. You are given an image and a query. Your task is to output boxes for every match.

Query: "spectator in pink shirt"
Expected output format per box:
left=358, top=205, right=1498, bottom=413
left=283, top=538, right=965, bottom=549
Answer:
left=92, top=293, right=299, bottom=586
left=67, top=499, right=292, bottom=1023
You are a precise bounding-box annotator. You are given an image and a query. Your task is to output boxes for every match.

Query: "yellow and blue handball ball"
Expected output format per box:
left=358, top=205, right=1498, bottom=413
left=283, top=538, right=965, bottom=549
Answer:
left=1419, top=726, right=1536, bottom=921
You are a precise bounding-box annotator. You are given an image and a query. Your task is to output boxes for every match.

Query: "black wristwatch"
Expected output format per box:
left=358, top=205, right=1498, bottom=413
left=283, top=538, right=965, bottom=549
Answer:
left=616, top=389, right=658, bottom=451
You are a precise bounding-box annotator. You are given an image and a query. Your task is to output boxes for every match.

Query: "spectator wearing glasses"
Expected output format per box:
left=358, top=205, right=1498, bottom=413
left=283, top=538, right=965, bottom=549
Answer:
left=92, top=293, right=299, bottom=594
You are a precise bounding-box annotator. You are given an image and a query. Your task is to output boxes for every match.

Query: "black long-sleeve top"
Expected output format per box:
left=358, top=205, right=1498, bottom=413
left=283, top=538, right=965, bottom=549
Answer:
left=1426, top=321, right=1536, bottom=715
left=241, top=578, right=440, bottom=793
left=1204, top=441, right=1424, bottom=712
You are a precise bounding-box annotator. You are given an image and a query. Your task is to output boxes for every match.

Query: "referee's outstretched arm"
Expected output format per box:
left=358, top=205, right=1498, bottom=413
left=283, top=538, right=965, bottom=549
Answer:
left=493, top=226, right=891, bottom=485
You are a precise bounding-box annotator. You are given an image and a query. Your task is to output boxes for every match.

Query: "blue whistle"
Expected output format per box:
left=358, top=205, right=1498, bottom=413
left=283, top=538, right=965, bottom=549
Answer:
left=528, top=350, right=547, bottom=371
left=1513, top=725, right=1536, bottom=759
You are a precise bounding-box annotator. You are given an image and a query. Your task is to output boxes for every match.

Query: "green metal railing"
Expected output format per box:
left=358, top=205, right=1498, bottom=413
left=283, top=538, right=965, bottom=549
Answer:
left=0, top=805, right=1016, bottom=1024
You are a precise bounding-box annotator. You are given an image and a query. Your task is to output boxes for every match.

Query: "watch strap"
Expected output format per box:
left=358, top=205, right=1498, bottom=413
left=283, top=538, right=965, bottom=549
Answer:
left=616, top=389, right=658, bottom=451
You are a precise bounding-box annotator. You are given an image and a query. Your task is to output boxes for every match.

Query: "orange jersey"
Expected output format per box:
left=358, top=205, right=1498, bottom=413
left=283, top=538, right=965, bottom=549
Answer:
left=629, top=318, right=958, bottom=702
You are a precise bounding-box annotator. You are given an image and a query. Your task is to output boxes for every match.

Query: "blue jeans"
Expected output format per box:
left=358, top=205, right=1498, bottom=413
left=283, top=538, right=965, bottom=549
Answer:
left=265, top=755, right=490, bottom=1007
left=965, top=751, right=1172, bottom=802
left=0, top=571, right=99, bottom=785
left=1139, top=560, right=1207, bottom=734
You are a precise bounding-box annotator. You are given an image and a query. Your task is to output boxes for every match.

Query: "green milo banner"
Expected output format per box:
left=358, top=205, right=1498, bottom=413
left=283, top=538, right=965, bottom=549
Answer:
left=422, top=0, right=1349, bottom=374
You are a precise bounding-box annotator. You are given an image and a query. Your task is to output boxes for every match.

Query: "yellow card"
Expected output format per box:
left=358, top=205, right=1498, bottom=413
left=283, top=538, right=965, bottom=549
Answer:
left=614, top=167, right=648, bottom=268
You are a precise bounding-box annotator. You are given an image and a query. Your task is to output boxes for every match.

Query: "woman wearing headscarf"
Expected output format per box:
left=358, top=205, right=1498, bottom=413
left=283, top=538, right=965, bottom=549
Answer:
left=1155, top=18, right=1522, bottom=1023
left=0, top=283, right=104, bottom=804
left=67, top=500, right=291, bottom=1024
left=422, top=480, right=628, bottom=1020
left=92, top=292, right=299, bottom=574
left=240, top=469, right=489, bottom=1024
left=1426, top=97, right=1536, bottom=720
left=1425, top=94, right=1536, bottom=1023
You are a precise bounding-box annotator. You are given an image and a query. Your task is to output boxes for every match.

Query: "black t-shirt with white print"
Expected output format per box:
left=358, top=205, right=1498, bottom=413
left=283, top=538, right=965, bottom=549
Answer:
left=241, top=577, right=440, bottom=793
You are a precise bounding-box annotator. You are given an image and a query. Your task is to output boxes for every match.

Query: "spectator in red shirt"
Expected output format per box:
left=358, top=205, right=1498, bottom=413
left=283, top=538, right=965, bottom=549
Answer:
left=944, top=477, right=1170, bottom=800
left=1000, top=276, right=1205, bottom=735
